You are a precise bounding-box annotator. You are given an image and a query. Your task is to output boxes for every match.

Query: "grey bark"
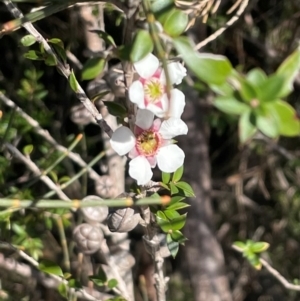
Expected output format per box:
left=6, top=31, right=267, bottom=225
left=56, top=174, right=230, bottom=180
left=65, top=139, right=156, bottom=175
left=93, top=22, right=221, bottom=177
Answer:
left=179, top=90, right=232, bottom=301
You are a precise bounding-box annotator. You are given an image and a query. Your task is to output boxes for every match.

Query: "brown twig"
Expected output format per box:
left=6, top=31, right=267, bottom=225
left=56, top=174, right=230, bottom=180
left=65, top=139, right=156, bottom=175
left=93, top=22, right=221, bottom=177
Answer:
left=195, top=0, right=250, bottom=50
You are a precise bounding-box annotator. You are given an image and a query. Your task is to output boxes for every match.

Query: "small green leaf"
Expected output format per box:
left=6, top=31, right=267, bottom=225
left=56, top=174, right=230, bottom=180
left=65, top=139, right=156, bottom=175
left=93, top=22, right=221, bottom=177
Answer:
left=172, top=165, right=184, bottom=182
left=103, top=101, right=127, bottom=117
left=168, top=213, right=187, bottom=231
left=167, top=202, right=190, bottom=211
left=170, top=182, right=179, bottom=195
left=239, top=111, right=257, bottom=143
left=39, top=260, right=63, bottom=277
left=90, top=29, right=116, bottom=47
left=116, top=45, right=131, bottom=61
left=48, top=38, right=64, bottom=48
left=246, top=68, right=267, bottom=86
left=246, top=253, right=262, bottom=270
left=250, top=242, right=270, bottom=253
left=162, top=171, right=171, bottom=184
left=107, top=279, right=118, bottom=289
left=130, top=30, right=153, bottom=62
left=214, top=96, right=249, bottom=115
left=170, top=230, right=187, bottom=244
left=163, top=9, right=188, bottom=37
left=164, top=209, right=180, bottom=220
left=257, top=74, right=286, bottom=102
left=23, top=144, right=33, bottom=155
left=58, top=282, right=67, bottom=298
left=52, top=44, right=67, bottom=63
left=97, top=267, right=107, bottom=282
left=151, top=0, right=174, bottom=14
left=168, top=196, right=185, bottom=206
left=69, top=70, right=79, bottom=92
left=81, top=58, right=106, bottom=81
left=267, top=100, right=300, bottom=136
left=156, top=211, right=172, bottom=233
left=24, top=50, right=44, bottom=60
left=166, top=233, right=179, bottom=258
left=173, top=36, right=232, bottom=85
left=233, top=241, right=246, bottom=250
left=276, top=47, right=300, bottom=97
left=68, top=278, right=82, bottom=289
left=239, top=80, right=258, bottom=102
left=59, top=176, right=71, bottom=184
left=255, top=105, right=279, bottom=138
left=21, top=35, right=36, bottom=46
left=89, top=277, right=106, bottom=287
left=174, top=181, right=195, bottom=197
left=44, top=54, right=57, bottom=66
left=49, top=171, right=58, bottom=183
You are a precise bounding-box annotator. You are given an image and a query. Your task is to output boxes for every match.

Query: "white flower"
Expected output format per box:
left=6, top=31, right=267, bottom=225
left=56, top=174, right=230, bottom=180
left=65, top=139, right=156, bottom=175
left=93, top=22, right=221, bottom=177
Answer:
left=110, top=109, right=188, bottom=185
left=129, top=53, right=187, bottom=118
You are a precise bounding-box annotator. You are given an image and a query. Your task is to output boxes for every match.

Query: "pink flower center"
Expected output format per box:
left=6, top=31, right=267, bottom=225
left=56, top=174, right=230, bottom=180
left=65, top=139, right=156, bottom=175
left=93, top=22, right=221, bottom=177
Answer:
left=136, top=130, right=161, bottom=156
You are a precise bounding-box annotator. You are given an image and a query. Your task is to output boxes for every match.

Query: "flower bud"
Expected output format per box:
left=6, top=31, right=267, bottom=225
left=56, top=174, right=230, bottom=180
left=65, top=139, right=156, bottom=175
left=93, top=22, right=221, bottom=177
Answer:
left=107, top=207, right=141, bottom=233
left=81, top=195, right=109, bottom=224
left=73, top=223, right=103, bottom=254
left=95, top=176, right=117, bottom=199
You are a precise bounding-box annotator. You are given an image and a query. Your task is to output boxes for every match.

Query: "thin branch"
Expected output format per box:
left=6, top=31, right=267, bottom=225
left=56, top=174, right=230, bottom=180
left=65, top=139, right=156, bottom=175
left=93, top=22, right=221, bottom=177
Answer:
left=5, top=143, right=70, bottom=201
left=3, top=0, right=113, bottom=137
left=0, top=92, right=103, bottom=183
left=195, top=0, right=249, bottom=50
left=232, top=245, right=300, bottom=292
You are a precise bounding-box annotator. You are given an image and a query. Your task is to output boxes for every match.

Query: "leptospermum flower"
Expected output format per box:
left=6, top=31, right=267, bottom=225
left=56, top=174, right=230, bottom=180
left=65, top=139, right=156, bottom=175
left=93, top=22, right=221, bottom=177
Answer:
left=110, top=109, right=188, bottom=185
left=129, top=53, right=187, bottom=118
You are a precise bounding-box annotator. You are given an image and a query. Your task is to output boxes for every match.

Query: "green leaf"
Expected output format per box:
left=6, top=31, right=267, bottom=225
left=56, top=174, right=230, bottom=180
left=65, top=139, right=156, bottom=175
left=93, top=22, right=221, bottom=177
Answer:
left=81, top=58, right=106, bottom=81
left=107, top=279, right=118, bottom=289
left=89, top=29, right=116, bottom=47
left=58, top=282, right=68, bottom=298
left=130, top=30, right=153, bottom=62
left=267, top=100, right=300, bottom=136
left=168, top=213, right=187, bottom=231
left=166, top=233, right=179, bottom=258
left=233, top=241, right=246, bottom=250
left=276, top=47, right=300, bottom=97
left=68, top=70, right=79, bottom=92
left=174, top=181, right=195, bottom=197
left=97, top=267, right=107, bottom=282
left=39, top=260, right=63, bottom=277
left=239, top=80, right=258, bottom=102
left=48, top=38, right=64, bottom=48
left=23, top=144, right=33, bottom=155
left=156, top=211, right=172, bottom=233
left=21, top=34, right=36, bottom=46
left=24, top=50, right=44, bottom=60
left=214, top=96, right=249, bottom=115
left=172, top=165, right=184, bottom=182
left=170, top=182, right=179, bottom=195
left=239, top=111, right=257, bottom=143
left=116, top=45, right=131, bottom=61
left=167, top=202, right=190, bottom=211
left=68, top=278, right=82, bottom=289
left=168, top=196, right=185, bottom=206
left=170, top=230, right=187, bottom=244
left=246, top=68, right=267, bottom=87
left=52, top=44, right=67, bottom=63
left=89, top=277, right=106, bottom=287
left=103, top=101, right=127, bottom=117
left=162, top=171, right=171, bottom=184
left=250, top=242, right=270, bottom=253
left=44, top=54, right=57, bottom=66
left=163, top=9, right=188, bottom=37
left=255, top=105, right=279, bottom=138
left=246, top=252, right=262, bottom=270
left=173, top=36, right=232, bottom=85
left=164, top=209, right=180, bottom=219
left=151, top=0, right=174, bottom=14
left=257, top=74, right=286, bottom=102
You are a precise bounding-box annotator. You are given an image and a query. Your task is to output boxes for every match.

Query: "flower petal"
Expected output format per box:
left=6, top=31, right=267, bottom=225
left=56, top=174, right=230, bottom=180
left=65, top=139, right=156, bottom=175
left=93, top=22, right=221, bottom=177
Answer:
left=157, top=145, right=185, bottom=173
left=146, top=94, right=169, bottom=118
left=129, top=156, right=153, bottom=185
left=129, top=81, right=145, bottom=108
left=110, top=126, right=136, bottom=156
left=135, top=109, right=154, bottom=130
left=134, top=53, right=159, bottom=79
left=169, top=89, right=185, bottom=118
left=159, top=118, right=188, bottom=139
left=160, top=62, right=187, bottom=85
